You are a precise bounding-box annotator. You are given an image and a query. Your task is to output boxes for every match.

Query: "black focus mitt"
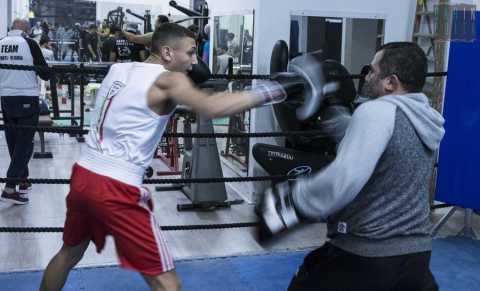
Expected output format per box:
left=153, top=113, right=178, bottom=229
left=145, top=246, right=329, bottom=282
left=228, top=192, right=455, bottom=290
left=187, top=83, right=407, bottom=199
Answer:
left=188, top=57, right=211, bottom=84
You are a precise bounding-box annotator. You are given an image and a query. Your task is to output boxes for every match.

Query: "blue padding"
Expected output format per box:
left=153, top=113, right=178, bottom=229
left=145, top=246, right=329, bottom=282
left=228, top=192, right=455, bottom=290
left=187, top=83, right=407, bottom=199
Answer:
left=436, top=12, right=480, bottom=209
left=1, top=239, right=479, bottom=290
left=429, top=237, right=480, bottom=290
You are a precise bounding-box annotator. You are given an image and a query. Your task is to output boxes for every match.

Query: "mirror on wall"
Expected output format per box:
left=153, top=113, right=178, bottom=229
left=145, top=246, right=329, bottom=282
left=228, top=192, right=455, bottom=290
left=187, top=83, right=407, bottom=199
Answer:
left=290, top=15, right=385, bottom=76
left=212, top=13, right=254, bottom=75
left=211, top=13, right=254, bottom=172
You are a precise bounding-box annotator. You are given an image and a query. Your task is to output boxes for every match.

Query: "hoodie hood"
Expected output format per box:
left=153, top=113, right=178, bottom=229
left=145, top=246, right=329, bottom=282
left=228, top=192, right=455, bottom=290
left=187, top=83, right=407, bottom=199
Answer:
left=380, top=93, right=445, bottom=151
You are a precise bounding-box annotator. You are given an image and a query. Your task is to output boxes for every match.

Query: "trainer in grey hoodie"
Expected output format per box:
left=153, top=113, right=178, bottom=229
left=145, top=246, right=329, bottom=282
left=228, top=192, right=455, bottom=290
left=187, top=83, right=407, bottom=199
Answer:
left=292, top=92, right=445, bottom=256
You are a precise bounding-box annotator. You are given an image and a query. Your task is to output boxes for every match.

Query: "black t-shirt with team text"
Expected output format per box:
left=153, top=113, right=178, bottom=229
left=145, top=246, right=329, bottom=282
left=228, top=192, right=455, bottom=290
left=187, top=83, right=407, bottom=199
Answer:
left=114, top=36, right=145, bottom=62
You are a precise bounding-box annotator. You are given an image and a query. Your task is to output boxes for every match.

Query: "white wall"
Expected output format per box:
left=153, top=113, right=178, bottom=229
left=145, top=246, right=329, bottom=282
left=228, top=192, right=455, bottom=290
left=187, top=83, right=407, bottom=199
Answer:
left=207, top=0, right=258, bottom=13
left=2, top=0, right=30, bottom=36
left=254, top=0, right=417, bottom=74
left=10, top=0, right=30, bottom=19
left=1, top=0, right=8, bottom=37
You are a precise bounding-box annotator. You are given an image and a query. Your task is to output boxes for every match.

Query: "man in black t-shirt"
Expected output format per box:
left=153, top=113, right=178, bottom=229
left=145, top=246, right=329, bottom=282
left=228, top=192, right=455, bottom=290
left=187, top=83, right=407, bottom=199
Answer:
left=80, top=24, right=99, bottom=62
left=86, top=24, right=99, bottom=61
left=101, top=30, right=116, bottom=62
left=78, top=25, right=89, bottom=62
left=72, top=23, right=82, bottom=61
left=109, top=25, right=146, bottom=62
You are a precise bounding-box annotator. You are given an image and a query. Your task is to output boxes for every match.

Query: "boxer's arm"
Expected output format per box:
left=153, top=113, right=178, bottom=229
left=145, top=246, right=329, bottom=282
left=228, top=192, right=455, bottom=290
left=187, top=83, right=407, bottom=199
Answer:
left=149, top=71, right=303, bottom=118
left=174, top=89, right=266, bottom=118
left=148, top=77, right=266, bottom=118
left=122, top=31, right=153, bottom=46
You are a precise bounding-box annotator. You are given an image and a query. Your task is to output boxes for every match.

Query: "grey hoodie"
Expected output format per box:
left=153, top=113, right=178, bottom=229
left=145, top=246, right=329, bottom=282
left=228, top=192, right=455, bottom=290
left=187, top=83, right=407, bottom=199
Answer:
left=293, top=92, right=445, bottom=221
left=381, top=93, right=445, bottom=151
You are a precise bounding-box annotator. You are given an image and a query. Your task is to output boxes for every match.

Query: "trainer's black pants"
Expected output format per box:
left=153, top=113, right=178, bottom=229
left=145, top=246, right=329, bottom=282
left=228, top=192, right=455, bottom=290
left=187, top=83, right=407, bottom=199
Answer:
left=288, top=242, right=438, bottom=291
left=1, top=96, right=39, bottom=189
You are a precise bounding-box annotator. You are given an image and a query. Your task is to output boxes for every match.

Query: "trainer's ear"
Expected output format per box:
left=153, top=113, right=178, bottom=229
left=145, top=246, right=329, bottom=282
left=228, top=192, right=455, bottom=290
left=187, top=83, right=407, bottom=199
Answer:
left=383, top=74, right=401, bottom=93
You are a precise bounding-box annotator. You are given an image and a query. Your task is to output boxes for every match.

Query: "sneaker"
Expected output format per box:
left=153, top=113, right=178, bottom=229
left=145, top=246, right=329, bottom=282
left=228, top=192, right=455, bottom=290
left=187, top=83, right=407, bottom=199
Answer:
left=1, top=190, right=29, bottom=205
left=18, top=182, right=32, bottom=194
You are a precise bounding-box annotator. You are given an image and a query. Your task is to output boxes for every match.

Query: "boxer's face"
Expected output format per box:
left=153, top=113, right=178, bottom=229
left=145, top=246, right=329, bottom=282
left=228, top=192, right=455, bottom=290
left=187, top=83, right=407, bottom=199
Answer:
left=162, top=37, right=198, bottom=73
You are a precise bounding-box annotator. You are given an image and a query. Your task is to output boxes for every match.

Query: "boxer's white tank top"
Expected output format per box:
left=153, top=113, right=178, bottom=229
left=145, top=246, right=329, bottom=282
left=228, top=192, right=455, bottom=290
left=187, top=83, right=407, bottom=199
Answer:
left=78, top=62, right=173, bottom=187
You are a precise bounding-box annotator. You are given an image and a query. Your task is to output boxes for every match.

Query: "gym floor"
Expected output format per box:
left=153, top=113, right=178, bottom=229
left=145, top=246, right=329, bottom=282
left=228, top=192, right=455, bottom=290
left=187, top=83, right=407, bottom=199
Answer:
left=0, top=129, right=479, bottom=290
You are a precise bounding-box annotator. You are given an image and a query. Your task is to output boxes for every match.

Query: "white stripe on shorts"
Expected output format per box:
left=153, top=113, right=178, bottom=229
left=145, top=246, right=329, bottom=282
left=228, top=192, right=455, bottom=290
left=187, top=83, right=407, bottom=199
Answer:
left=138, top=187, right=174, bottom=272
left=150, top=214, right=175, bottom=271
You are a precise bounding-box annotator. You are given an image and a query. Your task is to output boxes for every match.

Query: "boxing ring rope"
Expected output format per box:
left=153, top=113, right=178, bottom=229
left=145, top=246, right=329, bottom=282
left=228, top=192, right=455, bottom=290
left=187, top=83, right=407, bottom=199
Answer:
left=0, top=221, right=260, bottom=233
left=0, top=62, right=448, bottom=233
left=0, top=175, right=292, bottom=185
left=0, top=123, right=327, bottom=137
left=0, top=63, right=448, bottom=81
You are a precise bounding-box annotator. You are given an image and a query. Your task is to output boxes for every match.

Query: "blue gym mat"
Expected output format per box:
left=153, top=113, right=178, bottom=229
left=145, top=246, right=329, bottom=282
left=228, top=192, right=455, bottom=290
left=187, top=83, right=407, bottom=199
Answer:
left=0, top=237, right=479, bottom=291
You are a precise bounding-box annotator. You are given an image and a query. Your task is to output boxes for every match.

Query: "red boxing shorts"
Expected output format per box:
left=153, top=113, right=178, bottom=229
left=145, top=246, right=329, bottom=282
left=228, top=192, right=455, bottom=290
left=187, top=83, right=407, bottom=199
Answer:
left=63, top=164, right=174, bottom=276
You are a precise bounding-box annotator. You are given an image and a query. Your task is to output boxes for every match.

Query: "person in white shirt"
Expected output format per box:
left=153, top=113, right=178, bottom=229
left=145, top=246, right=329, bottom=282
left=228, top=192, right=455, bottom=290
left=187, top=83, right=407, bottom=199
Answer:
left=38, top=35, right=53, bottom=102
left=40, top=23, right=309, bottom=291
left=39, top=35, right=54, bottom=61
left=214, top=45, right=233, bottom=74
left=31, top=21, right=43, bottom=43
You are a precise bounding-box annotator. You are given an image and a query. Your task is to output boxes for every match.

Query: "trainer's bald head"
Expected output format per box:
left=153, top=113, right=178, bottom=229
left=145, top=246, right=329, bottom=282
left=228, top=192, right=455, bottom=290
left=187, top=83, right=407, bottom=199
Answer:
left=11, top=19, right=30, bottom=33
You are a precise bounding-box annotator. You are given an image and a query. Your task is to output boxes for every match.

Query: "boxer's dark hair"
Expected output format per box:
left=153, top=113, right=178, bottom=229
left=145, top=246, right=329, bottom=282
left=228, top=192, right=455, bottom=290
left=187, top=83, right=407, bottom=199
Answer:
left=151, top=23, right=196, bottom=53
left=156, top=15, right=170, bottom=24
left=376, top=42, right=427, bottom=93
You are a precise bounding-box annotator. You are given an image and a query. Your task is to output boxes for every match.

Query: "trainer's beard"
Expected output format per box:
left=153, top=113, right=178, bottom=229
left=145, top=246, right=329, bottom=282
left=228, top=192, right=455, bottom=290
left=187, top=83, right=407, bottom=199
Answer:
left=361, top=78, right=382, bottom=99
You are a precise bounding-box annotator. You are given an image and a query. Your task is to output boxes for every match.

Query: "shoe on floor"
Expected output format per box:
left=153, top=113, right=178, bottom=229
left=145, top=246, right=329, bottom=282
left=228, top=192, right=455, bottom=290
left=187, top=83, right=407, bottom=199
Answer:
left=18, top=182, right=32, bottom=194
left=1, top=190, right=29, bottom=205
